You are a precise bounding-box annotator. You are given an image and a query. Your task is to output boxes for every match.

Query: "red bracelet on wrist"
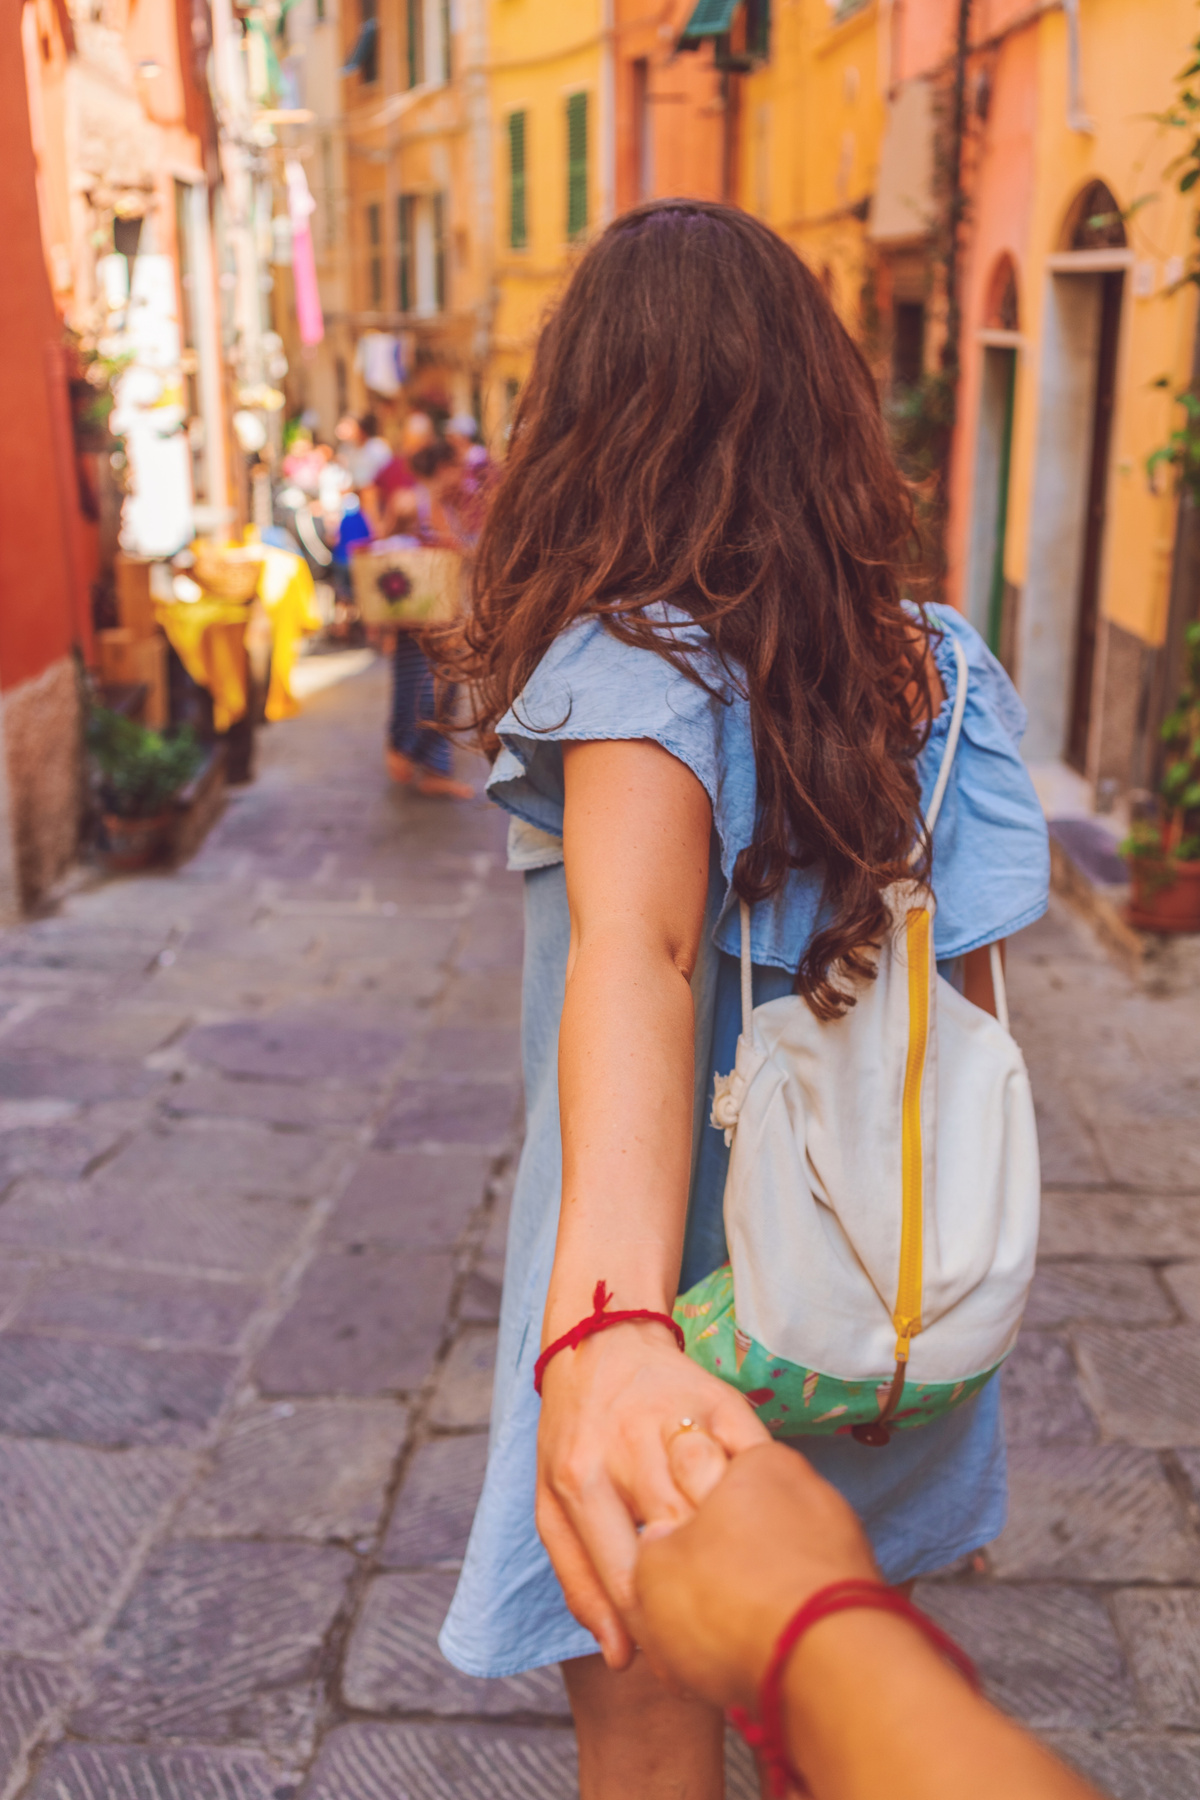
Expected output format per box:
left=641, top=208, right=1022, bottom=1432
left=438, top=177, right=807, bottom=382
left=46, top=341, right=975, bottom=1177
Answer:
left=533, top=1280, right=686, bottom=1395
left=729, top=1578, right=979, bottom=1798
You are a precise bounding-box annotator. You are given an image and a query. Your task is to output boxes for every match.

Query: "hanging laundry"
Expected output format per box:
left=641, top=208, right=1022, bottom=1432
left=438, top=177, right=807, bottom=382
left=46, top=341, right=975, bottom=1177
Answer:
left=355, top=330, right=402, bottom=398
left=285, top=161, right=324, bottom=348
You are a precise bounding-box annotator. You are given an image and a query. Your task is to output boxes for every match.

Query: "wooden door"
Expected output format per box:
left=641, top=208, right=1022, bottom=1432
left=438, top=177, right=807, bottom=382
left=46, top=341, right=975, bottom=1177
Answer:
left=1066, top=272, right=1123, bottom=773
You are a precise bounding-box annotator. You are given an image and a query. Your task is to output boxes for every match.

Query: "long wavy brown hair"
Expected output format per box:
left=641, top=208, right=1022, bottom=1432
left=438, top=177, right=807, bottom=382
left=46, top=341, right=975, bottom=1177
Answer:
left=445, top=199, right=934, bottom=1018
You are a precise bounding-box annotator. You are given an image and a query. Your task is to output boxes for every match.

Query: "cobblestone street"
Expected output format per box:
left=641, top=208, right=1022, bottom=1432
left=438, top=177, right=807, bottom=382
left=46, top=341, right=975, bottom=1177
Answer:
left=0, top=656, right=1197, bottom=1800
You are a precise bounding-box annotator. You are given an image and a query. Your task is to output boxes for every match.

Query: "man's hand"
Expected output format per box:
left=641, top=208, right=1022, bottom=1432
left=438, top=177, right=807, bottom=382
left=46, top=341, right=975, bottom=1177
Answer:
left=634, top=1441, right=878, bottom=1710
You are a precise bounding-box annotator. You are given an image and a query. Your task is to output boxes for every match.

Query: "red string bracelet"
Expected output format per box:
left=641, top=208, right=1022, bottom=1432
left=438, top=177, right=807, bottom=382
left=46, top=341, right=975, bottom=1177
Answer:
left=729, top=1577, right=980, bottom=1798
left=533, top=1280, right=686, bottom=1395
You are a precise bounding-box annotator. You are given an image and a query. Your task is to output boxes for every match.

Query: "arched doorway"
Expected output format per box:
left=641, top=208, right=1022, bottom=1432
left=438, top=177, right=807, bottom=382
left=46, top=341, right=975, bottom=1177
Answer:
left=1021, top=183, right=1128, bottom=770
left=967, top=256, right=1021, bottom=663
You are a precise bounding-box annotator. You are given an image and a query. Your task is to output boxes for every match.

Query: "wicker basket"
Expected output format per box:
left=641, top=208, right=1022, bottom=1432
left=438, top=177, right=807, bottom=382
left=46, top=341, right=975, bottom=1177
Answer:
left=351, top=544, right=464, bottom=626
left=191, top=543, right=265, bottom=604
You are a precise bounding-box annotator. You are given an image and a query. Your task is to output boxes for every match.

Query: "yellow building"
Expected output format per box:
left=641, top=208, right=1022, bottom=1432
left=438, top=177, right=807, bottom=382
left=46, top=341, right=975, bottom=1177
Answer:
left=484, top=0, right=614, bottom=438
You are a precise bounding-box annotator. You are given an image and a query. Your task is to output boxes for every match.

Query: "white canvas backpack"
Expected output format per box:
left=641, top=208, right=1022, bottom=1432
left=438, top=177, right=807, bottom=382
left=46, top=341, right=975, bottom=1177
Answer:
left=675, top=638, right=1041, bottom=1445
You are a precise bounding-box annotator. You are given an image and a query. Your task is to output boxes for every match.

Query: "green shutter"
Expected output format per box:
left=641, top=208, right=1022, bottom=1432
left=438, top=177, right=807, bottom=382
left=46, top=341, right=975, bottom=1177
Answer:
left=566, top=91, right=588, bottom=240
left=397, top=194, right=413, bottom=312
left=406, top=0, right=421, bottom=87
left=433, top=192, right=446, bottom=311
left=679, top=0, right=737, bottom=41
left=509, top=111, right=527, bottom=249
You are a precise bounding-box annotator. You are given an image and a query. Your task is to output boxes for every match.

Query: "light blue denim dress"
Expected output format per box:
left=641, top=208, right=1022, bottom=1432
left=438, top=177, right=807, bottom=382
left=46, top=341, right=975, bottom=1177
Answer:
left=440, top=603, right=1050, bottom=1679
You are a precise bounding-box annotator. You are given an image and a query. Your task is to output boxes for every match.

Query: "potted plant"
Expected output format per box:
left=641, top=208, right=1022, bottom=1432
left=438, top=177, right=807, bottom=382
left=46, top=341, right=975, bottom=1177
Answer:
left=1121, top=620, right=1200, bottom=932
left=87, top=708, right=205, bottom=872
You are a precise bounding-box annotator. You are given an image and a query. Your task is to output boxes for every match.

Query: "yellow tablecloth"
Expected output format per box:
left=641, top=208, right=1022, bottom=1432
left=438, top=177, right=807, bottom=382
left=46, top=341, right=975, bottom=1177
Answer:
left=153, top=597, right=250, bottom=735
left=257, top=546, right=321, bottom=722
left=153, top=546, right=320, bottom=732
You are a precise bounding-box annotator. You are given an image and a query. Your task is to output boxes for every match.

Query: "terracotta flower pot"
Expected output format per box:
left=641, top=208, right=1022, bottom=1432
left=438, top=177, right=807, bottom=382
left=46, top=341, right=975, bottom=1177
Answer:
left=101, top=811, right=171, bottom=873
left=1127, top=856, right=1200, bottom=934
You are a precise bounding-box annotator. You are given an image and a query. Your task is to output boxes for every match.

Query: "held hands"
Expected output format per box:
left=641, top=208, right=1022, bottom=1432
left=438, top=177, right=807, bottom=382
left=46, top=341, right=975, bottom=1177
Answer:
left=535, top=1319, right=770, bottom=1669
left=634, top=1440, right=879, bottom=1711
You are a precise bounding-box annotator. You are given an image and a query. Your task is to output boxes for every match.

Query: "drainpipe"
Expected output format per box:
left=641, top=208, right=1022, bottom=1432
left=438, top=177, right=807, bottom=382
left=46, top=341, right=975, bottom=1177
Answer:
left=1062, top=0, right=1094, bottom=134
left=599, top=0, right=616, bottom=225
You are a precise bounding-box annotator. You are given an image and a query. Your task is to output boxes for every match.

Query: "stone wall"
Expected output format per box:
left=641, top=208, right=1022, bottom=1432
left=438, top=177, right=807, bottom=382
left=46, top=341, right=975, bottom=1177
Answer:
left=3, top=655, right=82, bottom=908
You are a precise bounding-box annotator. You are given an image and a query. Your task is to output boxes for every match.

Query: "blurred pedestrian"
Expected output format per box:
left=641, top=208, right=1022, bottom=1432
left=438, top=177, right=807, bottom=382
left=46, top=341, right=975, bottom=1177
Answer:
left=376, top=410, right=436, bottom=537
left=436, top=198, right=1049, bottom=1799
left=384, top=432, right=473, bottom=800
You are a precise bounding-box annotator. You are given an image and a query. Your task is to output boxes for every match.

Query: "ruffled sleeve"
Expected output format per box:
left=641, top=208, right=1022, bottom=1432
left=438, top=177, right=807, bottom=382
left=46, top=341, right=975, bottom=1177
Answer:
left=919, top=604, right=1050, bottom=958
left=486, top=612, right=754, bottom=869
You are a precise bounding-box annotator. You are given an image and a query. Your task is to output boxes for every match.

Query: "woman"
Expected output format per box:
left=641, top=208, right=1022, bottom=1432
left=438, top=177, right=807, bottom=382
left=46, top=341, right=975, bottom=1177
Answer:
left=438, top=201, right=1049, bottom=1797
left=384, top=439, right=474, bottom=800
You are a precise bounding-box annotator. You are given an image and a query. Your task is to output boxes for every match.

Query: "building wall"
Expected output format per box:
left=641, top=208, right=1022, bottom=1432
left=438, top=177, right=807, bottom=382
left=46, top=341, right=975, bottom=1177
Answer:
left=486, top=0, right=608, bottom=434
left=334, top=0, right=494, bottom=432
left=1, top=3, right=89, bottom=910
left=726, top=0, right=1199, bottom=797
left=613, top=0, right=724, bottom=214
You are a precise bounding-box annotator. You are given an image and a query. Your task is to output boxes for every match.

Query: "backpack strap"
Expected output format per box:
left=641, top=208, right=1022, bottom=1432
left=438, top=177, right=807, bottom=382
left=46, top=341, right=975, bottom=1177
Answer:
left=736, top=634, right=983, bottom=1042
left=910, top=634, right=969, bottom=861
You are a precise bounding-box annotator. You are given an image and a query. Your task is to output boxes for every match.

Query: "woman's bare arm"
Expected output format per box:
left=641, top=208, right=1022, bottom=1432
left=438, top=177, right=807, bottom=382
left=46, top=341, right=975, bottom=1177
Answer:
left=536, top=740, right=768, bottom=1668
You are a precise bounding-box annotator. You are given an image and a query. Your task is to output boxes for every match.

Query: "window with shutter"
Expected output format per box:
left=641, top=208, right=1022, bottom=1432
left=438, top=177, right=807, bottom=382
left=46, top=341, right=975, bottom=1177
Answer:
left=367, top=201, right=382, bottom=307
left=566, top=91, right=588, bottom=240
left=406, top=0, right=423, bottom=88
left=397, top=195, right=415, bottom=312
left=433, top=194, right=446, bottom=311
left=509, top=112, right=528, bottom=250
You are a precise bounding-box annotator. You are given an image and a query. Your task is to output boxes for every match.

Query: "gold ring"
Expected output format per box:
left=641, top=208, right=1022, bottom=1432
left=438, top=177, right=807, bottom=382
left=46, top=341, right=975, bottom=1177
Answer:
left=667, top=1417, right=701, bottom=1446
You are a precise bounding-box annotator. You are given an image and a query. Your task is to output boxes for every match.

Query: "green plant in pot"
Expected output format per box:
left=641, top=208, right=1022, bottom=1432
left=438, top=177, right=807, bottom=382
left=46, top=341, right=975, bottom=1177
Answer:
left=1120, top=620, right=1200, bottom=932
left=87, top=709, right=205, bottom=872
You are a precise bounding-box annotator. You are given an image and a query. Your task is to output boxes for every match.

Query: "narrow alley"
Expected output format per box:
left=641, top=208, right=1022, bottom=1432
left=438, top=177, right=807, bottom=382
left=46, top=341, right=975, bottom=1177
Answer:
left=0, top=658, right=1197, bottom=1800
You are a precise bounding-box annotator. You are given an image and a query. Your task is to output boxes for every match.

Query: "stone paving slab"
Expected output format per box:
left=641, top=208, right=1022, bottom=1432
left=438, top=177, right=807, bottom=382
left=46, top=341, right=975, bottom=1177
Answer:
left=1039, top=1190, right=1200, bottom=1260
left=176, top=1399, right=408, bottom=1543
left=0, top=1436, right=186, bottom=1654
left=1042, top=1731, right=1200, bottom=1800
left=915, top=1582, right=1137, bottom=1729
left=0, top=1257, right=38, bottom=1327
left=0, top=1005, right=190, bottom=1060
left=0, top=1179, right=312, bottom=1279
left=342, top=1572, right=570, bottom=1717
left=163, top=1075, right=382, bottom=1131
left=1110, top=1587, right=1200, bottom=1727
left=12, top=1264, right=261, bottom=1350
left=1000, top=1332, right=1098, bottom=1447
left=71, top=1540, right=355, bottom=1760
left=1163, top=1262, right=1200, bottom=1322
left=97, top=1121, right=350, bottom=1204
left=26, top=1743, right=286, bottom=1800
left=183, top=1015, right=409, bottom=1088
left=254, top=1249, right=454, bottom=1395
left=327, top=1149, right=490, bottom=1252
left=436, top=970, right=523, bottom=1028
left=428, top=1330, right=496, bottom=1430
left=991, top=1446, right=1200, bottom=1581
left=0, top=1657, right=73, bottom=1794
left=299, top=1721, right=577, bottom=1800
left=416, top=1027, right=522, bottom=1080
left=0, top=1334, right=236, bottom=1448
left=1074, top=1325, right=1200, bottom=1447
left=0, top=1117, right=129, bottom=1187
left=1025, top=1261, right=1174, bottom=1329
left=0, top=1052, right=165, bottom=1103
left=381, top=1434, right=489, bottom=1568
left=373, top=1081, right=519, bottom=1153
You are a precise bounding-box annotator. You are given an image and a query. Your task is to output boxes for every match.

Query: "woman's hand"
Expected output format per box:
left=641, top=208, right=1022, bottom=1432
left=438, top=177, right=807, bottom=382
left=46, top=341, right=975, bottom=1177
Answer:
left=634, top=1440, right=878, bottom=1709
left=537, top=1322, right=769, bottom=1670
